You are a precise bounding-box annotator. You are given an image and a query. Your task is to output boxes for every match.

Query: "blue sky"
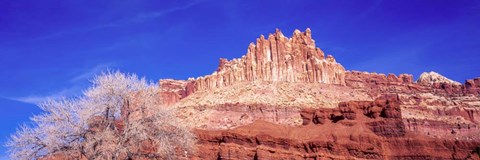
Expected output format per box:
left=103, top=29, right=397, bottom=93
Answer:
left=1, top=0, right=479, bottom=158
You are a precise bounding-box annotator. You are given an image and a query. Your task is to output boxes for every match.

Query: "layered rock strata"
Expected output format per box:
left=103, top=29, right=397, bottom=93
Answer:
left=465, top=78, right=480, bottom=95
left=345, top=70, right=480, bottom=97
left=41, top=29, right=480, bottom=160
left=192, top=29, right=346, bottom=90
left=159, top=79, right=190, bottom=106
left=160, top=29, right=346, bottom=102
left=193, top=95, right=480, bottom=159
left=417, top=71, right=462, bottom=86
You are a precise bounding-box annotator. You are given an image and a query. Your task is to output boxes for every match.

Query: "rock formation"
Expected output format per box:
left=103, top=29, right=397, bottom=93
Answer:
left=159, top=29, right=347, bottom=106
left=193, top=95, right=480, bottom=159
left=417, top=71, right=462, bottom=86
left=464, top=78, right=480, bottom=95
left=159, top=79, right=189, bottom=106
left=41, top=28, right=480, bottom=159
left=187, top=28, right=346, bottom=93
left=167, top=29, right=480, bottom=159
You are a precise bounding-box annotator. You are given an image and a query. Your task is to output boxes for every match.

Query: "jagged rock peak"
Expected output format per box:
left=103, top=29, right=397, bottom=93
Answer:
left=417, top=71, right=461, bottom=86
left=190, top=28, right=347, bottom=92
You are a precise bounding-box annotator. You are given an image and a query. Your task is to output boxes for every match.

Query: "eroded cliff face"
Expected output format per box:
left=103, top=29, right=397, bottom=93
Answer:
left=465, top=78, right=480, bottom=95
left=159, top=29, right=346, bottom=104
left=192, top=29, right=346, bottom=91
left=157, top=29, right=480, bottom=159
left=417, top=71, right=462, bottom=86
left=345, top=70, right=480, bottom=97
left=41, top=29, right=480, bottom=160
left=164, top=70, right=480, bottom=160
left=193, top=95, right=480, bottom=160
left=172, top=31, right=480, bottom=159
left=159, top=79, right=190, bottom=106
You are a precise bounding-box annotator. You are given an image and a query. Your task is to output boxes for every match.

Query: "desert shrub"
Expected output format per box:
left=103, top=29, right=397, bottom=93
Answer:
left=6, top=71, right=195, bottom=160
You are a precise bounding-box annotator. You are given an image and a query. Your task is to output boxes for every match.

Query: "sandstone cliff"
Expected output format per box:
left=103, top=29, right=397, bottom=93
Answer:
left=417, top=71, right=462, bottom=86
left=159, top=79, right=189, bottom=106
left=193, top=95, right=480, bottom=159
left=174, top=29, right=346, bottom=95
left=41, top=28, right=480, bottom=160
left=465, top=78, right=480, bottom=95
left=166, top=29, right=480, bottom=159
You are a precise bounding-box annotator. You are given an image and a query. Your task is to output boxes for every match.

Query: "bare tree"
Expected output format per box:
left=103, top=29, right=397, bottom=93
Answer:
left=6, top=71, right=195, bottom=160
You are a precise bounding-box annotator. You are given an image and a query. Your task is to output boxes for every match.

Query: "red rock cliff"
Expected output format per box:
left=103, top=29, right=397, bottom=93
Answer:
left=159, top=79, right=189, bottom=106
left=190, top=28, right=346, bottom=92
left=193, top=95, right=480, bottom=160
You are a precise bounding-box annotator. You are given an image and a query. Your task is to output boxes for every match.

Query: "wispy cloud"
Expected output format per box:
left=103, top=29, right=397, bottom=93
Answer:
left=7, top=96, right=45, bottom=105
left=4, top=86, right=81, bottom=105
left=69, top=63, right=114, bottom=83
left=128, top=0, right=201, bottom=23
left=29, top=23, right=119, bottom=42
left=357, top=0, right=383, bottom=20
left=5, top=63, right=114, bottom=105
left=6, top=0, right=202, bottom=45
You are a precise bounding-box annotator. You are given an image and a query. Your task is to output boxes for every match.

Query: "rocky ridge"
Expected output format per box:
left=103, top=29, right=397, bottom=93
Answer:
left=41, top=29, right=480, bottom=159
left=417, top=71, right=462, bottom=86
left=159, top=29, right=480, bottom=159
left=177, top=29, right=346, bottom=96
left=193, top=95, right=480, bottom=159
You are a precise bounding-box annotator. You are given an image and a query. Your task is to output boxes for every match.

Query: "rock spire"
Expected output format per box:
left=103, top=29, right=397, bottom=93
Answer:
left=189, top=28, right=346, bottom=92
